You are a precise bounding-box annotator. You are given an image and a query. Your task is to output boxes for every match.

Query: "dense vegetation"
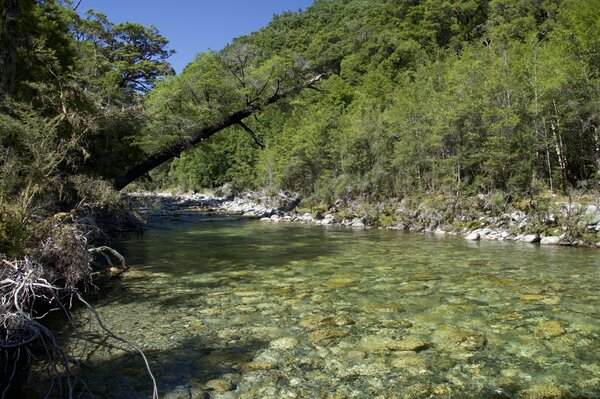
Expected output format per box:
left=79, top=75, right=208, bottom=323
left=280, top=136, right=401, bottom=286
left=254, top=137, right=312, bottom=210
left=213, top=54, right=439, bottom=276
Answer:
left=0, top=0, right=174, bottom=257
left=141, top=0, right=600, bottom=211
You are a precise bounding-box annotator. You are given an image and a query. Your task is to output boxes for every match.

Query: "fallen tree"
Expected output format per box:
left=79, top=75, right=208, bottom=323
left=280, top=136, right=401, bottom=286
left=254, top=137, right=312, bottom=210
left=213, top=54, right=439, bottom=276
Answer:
left=114, top=74, right=324, bottom=190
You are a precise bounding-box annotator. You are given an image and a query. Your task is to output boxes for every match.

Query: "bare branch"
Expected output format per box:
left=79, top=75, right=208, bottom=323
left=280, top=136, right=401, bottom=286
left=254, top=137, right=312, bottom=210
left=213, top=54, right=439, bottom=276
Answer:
left=72, top=0, right=83, bottom=11
left=238, top=121, right=264, bottom=148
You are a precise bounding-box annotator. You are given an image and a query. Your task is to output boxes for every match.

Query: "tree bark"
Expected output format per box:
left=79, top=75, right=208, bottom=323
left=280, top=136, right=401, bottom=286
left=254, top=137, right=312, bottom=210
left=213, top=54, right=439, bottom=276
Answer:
left=114, top=79, right=320, bottom=190
left=0, top=0, right=19, bottom=99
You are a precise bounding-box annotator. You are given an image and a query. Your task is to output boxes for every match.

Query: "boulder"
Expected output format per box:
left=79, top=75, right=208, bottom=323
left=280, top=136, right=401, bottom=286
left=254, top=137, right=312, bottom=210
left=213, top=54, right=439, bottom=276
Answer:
left=540, top=236, right=560, bottom=245
left=465, top=232, right=480, bottom=241
left=521, top=234, right=540, bottom=243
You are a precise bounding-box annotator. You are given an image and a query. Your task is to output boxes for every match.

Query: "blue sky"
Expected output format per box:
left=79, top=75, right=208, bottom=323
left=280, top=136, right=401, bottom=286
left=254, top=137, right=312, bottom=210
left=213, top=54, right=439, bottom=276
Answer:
left=77, top=0, right=314, bottom=73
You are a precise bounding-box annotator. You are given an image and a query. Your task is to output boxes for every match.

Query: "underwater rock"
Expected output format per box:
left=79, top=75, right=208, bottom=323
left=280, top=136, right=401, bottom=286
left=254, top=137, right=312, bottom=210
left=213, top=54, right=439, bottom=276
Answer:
left=205, top=379, right=236, bottom=393
left=240, top=361, right=278, bottom=372
left=518, top=383, right=565, bottom=399
left=308, top=328, right=349, bottom=344
left=299, top=316, right=337, bottom=329
left=359, top=335, right=432, bottom=353
left=521, top=295, right=561, bottom=305
left=333, top=314, right=355, bottom=326
left=534, top=320, right=566, bottom=339
left=325, top=277, right=355, bottom=289
left=408, top=273, right=442, bottom=282
left=402, top=383, right=432, bottom=399
left=270, top=337, right=299, bottom=350
left=432, top=326, right=487, bottom=352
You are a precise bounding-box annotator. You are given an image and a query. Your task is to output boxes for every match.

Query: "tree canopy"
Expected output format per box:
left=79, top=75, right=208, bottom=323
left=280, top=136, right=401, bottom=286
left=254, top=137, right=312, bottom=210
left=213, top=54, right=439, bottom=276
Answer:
left=137, top=0, right=599, bottom=206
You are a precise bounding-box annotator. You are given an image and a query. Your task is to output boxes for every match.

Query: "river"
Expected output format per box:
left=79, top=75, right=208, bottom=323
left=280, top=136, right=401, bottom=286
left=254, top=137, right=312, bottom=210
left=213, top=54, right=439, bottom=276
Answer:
left=28, top=215, right=600, bottom=398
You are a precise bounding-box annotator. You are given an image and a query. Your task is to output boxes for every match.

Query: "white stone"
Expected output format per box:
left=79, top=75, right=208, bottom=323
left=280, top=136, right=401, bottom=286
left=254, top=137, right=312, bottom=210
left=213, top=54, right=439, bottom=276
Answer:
left=483, top=232, right=499, bottom=240
left=586, top=204, right=598, bottom=214
left=511, top=211, right=525, bottom=222
left=521, top=234, right=540, bottom=243
left=465, top=232, right=480, bottom=241
left=540, top=236, right=561, bottom=245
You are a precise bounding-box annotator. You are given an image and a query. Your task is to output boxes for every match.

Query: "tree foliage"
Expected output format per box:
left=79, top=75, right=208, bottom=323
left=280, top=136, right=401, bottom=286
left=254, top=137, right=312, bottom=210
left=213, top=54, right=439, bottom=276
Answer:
left=143, top=0, right=600, bottom=206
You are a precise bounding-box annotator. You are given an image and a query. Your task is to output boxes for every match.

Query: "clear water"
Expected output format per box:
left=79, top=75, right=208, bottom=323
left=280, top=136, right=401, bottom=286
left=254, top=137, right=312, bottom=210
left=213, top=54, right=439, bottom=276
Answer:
left=33, top=217, right=600, bottom=398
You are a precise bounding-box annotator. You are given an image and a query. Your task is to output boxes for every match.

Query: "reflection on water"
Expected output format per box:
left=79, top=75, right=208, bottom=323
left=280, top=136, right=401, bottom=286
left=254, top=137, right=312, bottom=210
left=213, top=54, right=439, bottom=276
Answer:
left=33, top=217, right=600, bottom=398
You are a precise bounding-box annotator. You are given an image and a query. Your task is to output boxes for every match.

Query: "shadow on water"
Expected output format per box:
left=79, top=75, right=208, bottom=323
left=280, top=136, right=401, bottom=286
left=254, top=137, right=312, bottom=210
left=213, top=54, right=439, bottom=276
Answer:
left=27, top=334, right=269, bottom=398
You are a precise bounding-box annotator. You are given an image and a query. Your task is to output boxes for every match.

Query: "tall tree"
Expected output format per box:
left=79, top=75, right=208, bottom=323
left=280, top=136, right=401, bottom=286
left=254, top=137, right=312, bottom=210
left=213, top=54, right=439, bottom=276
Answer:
left=0, top=0, right=19, bottom=98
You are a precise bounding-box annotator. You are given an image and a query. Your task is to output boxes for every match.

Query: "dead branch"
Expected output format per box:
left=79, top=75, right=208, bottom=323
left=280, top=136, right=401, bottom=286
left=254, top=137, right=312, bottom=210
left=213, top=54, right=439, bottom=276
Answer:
left=0, top=256, right=157, bottom=398
left=88, top=246, right=127, bottom=270
left=237, top=121, right=264, bottom=148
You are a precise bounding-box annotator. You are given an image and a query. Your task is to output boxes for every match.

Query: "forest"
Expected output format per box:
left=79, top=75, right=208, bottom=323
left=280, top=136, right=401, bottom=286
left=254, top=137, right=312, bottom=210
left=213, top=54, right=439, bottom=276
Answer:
left=142, top=0, right=600, bottom=205
left=1, top=0, right=600, bottom=396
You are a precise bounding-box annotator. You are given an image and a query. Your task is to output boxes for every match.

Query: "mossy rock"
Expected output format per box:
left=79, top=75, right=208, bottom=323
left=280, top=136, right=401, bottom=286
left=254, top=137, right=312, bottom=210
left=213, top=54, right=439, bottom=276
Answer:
left=432, top=326, right=487, bottom=352
left=308, top=328, right=349, bottom=344
left=534, top=320, right=566, bottom=339
left=518, top=384, right=566, bottom=399
left=239, top=361, right=278, bottom=372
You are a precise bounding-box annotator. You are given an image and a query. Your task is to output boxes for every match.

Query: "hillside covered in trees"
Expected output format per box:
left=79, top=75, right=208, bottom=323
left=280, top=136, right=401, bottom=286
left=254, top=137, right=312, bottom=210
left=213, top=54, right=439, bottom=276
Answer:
left=140, top=0, right=600, bottom=210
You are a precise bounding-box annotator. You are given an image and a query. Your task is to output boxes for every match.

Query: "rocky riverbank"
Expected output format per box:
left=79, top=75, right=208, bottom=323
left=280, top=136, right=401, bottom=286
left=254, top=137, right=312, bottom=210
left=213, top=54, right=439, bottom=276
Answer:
left=126, top=191, right=600, bottom=248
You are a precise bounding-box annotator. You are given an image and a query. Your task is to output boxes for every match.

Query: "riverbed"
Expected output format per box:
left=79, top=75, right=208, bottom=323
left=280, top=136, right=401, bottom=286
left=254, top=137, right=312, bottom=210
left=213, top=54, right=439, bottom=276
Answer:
left=29, top=215, right=600, bottom=398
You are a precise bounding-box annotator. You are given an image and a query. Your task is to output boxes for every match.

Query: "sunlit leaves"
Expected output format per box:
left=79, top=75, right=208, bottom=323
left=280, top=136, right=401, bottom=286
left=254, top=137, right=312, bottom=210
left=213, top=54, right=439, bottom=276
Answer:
left=74, top=10, right=174, bottom=105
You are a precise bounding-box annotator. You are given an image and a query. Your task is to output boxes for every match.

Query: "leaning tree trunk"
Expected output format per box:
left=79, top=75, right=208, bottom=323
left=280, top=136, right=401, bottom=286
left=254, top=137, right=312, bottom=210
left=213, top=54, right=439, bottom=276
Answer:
left=0, top=0, right=19, bottom=99
left=114, top=77, right=323, bottom=190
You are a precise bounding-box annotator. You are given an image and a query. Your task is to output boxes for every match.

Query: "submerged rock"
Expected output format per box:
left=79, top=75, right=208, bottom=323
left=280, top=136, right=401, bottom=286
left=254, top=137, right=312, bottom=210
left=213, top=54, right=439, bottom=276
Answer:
left=518, top=383, right=566, bottom=399
left=240, top=361, right=278, bottom=372
left=534, top=320, right=566, bottom=339
left=270, top=337, right=299, bottom=350
left=324, top=277, right=355, bottom=289
left=408, top=273, right=442, bottom=282
left=432, top=326, right=487, bottom=352
left=521, top=294, right=561, bottom=305
left=359, top=335, right=432, bottom=353
left=298, top=316, right=336, bottom=329
left=402, top=383, right=432, bottom=399
left=308, top=328, right=349, bottom=344
left=205, top=379, right=236, bottom=393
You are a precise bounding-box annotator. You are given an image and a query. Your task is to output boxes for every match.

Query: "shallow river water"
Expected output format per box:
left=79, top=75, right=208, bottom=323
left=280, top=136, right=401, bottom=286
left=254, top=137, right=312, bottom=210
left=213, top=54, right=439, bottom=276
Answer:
left=33, top=216, right=600, bottom=398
